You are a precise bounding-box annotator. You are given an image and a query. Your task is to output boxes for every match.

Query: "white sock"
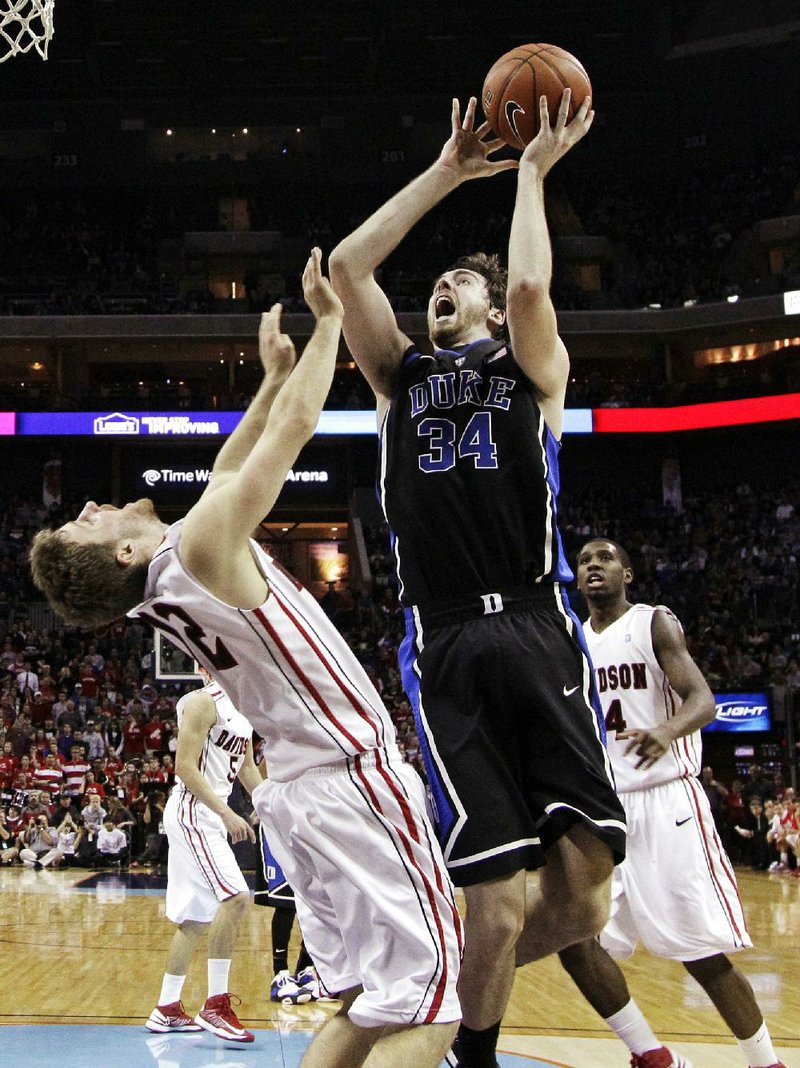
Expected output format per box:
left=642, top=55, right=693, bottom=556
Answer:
left=208, top=958, right=231, bottom=998
left=738, top=1022, right=778, bottom=1067
left=605, top=998, right=662, bottom=1056
left=158, top=973, right=186, bottom=1006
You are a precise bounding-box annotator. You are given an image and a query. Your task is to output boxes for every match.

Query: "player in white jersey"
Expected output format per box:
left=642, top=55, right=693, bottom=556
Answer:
left=555, top=539, right=785, bottom=1068
left=30, top=250, right=462, bottom=1068
left=146, top=670, right=260, bottom=1043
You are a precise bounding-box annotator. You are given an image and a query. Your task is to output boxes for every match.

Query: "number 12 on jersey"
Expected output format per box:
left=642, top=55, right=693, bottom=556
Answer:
left=417, top=412, right=498, bottom=472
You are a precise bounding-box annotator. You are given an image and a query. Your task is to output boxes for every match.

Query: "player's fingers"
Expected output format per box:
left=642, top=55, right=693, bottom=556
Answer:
left=577, top=94, right=592, bottom=119
left=451, top=97, right=461, bottom=132
left=246, top=825, right=256, bottom=843
left=475, top=120, right=493, bottom=140
left=490, top=159, right=520, bottom=172
left=264, top=302, right=282, bottom=325
left=463, top=96, right=477, bottom=130
left=537, top=94, right=550, bottom=133
left=482, top=136, right=506, bottom=153
left=556, top=87, right=572, bottom=128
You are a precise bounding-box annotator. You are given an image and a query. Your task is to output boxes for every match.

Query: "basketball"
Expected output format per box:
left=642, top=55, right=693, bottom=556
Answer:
left=481, top=44, right=592, bottom=150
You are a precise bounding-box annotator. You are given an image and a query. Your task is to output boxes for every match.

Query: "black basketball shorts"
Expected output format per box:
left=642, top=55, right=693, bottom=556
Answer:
left=399, top=584, right=627, bottom=886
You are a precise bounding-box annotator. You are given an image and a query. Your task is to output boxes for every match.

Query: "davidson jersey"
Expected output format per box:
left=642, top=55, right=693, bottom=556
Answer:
left=133, top=522, right=395, bottom=781
left=380, top=339, right=573, bottom=606
left=175, top=681, right=251, bottom=801
left=582, top=604, right=702, bottom=793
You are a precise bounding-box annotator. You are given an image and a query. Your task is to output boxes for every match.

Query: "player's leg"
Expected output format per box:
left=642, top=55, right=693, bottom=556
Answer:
left=559, top=939, right=680, bottom=1064
left=146, top=919, right=206, bottom=1033
left=516, top=822, right=614, bottom=964
left=302, top=988, right=379, bottom=1068
left=364, top=1020, right=460, bottom=1067
left=683, top=955, right=781, bottom=1066
left=194, top=891, right=254, bottom=1042
left=458, top=869, right=526, bottom=1032
left=303, top=988, right=458, bottom=1068
left=206, top=888, right=248, bottom=968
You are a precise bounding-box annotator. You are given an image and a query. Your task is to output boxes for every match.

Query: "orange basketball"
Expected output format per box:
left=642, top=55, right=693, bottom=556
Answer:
left=481, top=44, right=592, bottom=150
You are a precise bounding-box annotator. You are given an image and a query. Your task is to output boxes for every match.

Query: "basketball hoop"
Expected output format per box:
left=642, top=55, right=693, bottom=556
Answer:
left=0, top=0, right=55, bottom=62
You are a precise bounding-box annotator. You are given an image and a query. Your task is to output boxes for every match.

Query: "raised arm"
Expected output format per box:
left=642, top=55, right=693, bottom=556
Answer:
left=330, top=97, right=517, bottom=408
left=181, top=249, right=343, bottom=603
left=618, top=608, right=717, bottom=769
left=208, top=312, right=297, bottom=482
left=174, top=691, right=255, bottom=844
left=506, top=90, right=593, bottom=438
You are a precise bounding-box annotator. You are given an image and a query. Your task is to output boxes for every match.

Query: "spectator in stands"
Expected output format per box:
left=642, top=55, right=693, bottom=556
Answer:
left=39, top=812, right=82, bottom=868
left=0, top=805, right=22, bottom=864
left=19, top=813, right=56, bottom=867
left=734, top=798, right=772, bottom=871
left=53, top=792, right=81, bottom=825
left=81, top=792, right=107, bottom=835
left=84, top=721, right=107, bottom=762
left=95, top=817, right=128, bottom=867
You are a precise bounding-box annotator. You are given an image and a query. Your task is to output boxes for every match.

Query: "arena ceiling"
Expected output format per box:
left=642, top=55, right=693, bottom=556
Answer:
left=0, top=0, right=787, bottom=102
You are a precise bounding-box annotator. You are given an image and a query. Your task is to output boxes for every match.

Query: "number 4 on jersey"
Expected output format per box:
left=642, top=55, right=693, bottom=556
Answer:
left=605, top=698, right=628, bottom=733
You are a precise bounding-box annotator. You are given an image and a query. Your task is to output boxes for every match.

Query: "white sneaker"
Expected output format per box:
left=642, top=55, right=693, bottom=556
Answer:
left=295, top=965, right=338, bottom=1003
left=270, top=969, right=311, bottom=1004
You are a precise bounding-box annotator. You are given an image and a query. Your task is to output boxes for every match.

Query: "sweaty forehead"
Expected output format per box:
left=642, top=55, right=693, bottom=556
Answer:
left=433, top=268, right=486, bottom=288
left=579, top=540, right=618, bottom=560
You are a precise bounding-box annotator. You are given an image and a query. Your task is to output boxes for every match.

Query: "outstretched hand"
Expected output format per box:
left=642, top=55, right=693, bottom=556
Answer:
left=520, top=88, right=594, bottom=178
left=437, top=96, right=519, bottom=181
left=617, top=725, right=671, bottom=770
left=258, top=302, right=296, bottom=379
left=221, top=807, right=256, bottom=845
left=302, top=246, right=343, bottom=321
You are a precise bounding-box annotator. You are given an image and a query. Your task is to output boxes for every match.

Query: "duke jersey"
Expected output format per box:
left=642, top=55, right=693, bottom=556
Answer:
left=174, top=681, right=251, bottom=801
left=132, top=521, right=396, bottom=781
left=582, top=604, right=702, bottom=793
left=380, top=338, right=573, bottom=605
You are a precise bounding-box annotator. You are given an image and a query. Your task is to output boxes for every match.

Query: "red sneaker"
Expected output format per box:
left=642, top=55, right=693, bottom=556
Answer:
left=145, top=1000, right=202, bottom=1033
left=631, top=1048, right=693, bottom=1068
left=195, top=993, right=254, bottom=1043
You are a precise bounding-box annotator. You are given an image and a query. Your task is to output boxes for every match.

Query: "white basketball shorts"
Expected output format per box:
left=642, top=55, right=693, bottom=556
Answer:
left=600, top=776, right=752, bottom=961
left=252, top=746, right=463, bottom=1028
left=163, top=788, right=248, bottom=925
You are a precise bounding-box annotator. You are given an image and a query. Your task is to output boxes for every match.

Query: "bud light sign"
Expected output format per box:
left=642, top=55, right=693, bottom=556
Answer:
left=704, top=692, right=772, bottom=733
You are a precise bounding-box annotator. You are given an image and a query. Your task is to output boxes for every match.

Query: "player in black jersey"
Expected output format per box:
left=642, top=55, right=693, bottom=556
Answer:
left=330, top=91, right=627, bottom=1068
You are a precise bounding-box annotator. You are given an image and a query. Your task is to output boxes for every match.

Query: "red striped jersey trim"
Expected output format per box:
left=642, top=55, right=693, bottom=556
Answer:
left=177, top=787, right=239, bottom=898
left=685, top=776, right=748, bottom=944
left=353, top=751, right=460, bottom=1023
left=252, top=599, right=380, bottom=753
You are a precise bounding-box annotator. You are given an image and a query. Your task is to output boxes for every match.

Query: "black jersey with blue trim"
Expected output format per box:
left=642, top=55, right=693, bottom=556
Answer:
left=379, top=337, right=573, bottom=606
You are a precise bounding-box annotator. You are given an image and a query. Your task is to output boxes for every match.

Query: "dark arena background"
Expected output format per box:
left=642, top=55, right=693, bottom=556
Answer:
left=0, top=2, right=799, bottom=1065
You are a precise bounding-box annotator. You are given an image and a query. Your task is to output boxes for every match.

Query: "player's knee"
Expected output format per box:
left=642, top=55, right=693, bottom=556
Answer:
left=683, top=952, right=733, bottom=987
left=464, top=896, right=524, bottom=952
left=558, top=940, right=592, bottom=977
left=559, top=884, right=610, bottom=943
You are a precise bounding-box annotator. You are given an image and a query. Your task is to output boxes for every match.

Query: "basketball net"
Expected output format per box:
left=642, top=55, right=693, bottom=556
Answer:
left=0, top=0, right=55, bottom=62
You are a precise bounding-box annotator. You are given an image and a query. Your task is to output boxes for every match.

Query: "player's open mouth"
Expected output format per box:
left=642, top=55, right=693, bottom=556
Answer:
left=434, top=294, right=456, bottom=319
left=586, top=573, right=604, bottom=586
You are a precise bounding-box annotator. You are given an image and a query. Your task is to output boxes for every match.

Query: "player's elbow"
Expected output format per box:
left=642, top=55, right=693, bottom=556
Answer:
left=274, top=402, right=318, bottom=445
left=700, top=700, right=717, bottom=728
left=507, top=275, right=550, bottom=314
left=329, top=242, right=369, bottom=289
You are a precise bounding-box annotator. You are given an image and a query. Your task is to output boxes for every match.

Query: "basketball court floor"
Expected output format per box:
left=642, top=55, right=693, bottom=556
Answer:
left=2, top=866, right=799, bottom=1067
